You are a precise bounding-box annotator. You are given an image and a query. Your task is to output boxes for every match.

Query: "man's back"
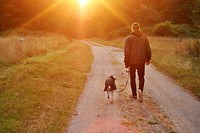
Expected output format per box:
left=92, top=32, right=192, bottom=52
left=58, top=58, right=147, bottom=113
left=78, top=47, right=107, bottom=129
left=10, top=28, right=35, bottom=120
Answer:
left=124, top=31, right=151, bottom=66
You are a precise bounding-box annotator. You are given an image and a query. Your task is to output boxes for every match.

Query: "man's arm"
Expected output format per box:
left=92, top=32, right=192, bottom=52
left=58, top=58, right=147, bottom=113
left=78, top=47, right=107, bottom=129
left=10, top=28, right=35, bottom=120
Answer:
left=145, top=38, right=151, bottom=65
left=124, top=37, right=131, bottom=68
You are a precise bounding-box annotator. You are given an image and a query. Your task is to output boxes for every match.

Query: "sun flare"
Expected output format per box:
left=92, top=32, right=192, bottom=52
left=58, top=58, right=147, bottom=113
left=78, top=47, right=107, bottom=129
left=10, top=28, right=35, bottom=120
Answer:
left=79, top=0, right=89, bottom=6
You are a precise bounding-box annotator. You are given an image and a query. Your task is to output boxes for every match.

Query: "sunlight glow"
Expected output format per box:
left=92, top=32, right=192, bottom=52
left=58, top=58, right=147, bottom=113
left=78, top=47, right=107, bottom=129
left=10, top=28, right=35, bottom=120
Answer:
left=21, top=0, right=63, bottom=28
left=97, top=0, right=129, bottom=25
left=79, top=0, right=89, bottom=7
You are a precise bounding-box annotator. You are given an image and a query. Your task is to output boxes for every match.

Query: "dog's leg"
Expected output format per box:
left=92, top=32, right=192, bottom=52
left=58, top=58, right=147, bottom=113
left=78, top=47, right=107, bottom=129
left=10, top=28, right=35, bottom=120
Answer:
left=107, top=91, right=110, bottom=99
left=111, top=91, right=114, bottom=104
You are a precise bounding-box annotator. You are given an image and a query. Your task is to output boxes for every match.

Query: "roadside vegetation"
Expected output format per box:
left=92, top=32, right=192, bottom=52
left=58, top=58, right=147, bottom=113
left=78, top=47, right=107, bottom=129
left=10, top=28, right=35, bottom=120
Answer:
left=107, top=21, right=199, bottom=40
left=0, top=33, right=93, bottom=132
left=89, top=37, right=200, bottom=98
left=0, top=31, right=69, bottom=63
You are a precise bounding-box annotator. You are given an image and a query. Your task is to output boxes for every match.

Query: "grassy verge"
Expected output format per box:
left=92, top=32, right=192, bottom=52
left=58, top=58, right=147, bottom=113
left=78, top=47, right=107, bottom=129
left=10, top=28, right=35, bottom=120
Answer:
left=0, top=33, right=68, bottom=63
left=0, top=41, right=93, bottom=132
left=89, top=37, right=200, bottom=98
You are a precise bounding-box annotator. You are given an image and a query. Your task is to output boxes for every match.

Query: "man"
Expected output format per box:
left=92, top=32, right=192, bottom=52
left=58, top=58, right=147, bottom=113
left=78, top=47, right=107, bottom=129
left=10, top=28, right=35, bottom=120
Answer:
left=124, top=23, right=151, bottom=101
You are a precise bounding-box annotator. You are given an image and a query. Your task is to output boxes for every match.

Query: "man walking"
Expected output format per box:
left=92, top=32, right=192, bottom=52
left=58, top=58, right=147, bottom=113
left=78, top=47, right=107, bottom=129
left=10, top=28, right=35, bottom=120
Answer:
left=124, top=23, right=151, bottom=102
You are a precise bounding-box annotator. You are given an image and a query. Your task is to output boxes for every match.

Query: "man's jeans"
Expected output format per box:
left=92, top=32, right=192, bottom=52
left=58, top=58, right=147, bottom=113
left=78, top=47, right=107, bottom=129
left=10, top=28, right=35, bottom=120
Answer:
left=130, top=64, right=145, bottom=96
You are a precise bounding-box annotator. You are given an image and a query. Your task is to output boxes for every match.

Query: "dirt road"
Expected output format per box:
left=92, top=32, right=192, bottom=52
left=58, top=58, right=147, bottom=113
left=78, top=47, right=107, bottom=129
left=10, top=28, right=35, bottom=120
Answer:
left=66, top=41, right=200, bottom=133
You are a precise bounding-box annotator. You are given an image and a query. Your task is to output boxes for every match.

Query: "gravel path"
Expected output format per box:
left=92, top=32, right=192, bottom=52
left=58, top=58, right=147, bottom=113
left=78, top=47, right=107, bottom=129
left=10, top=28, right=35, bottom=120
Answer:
left=66, top=41, right=200, bottom=133
left=145, top=66, right=200, bottom=133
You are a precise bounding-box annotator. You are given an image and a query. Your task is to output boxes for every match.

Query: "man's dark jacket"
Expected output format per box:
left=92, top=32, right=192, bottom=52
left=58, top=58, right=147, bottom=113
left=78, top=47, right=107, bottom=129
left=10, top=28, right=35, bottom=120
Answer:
left=124, top=30, right=151, bottom=68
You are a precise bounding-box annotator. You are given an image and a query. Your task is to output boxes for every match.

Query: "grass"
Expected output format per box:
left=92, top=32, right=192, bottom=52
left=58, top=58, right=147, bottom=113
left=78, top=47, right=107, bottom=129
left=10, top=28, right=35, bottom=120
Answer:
left=89, top=37, right=200, bottom=98
left=0, top=35, right=93, bottom=132
left=121, top=121, right=136, bottom=126
left=0, top=33, right=68, bottom=63
left=147, top=121, right=160, bottom=125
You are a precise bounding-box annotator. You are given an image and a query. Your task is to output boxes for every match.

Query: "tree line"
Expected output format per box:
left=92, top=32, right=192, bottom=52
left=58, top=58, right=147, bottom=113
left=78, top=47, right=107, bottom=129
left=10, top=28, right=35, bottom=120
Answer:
left=0, top=0, right=199, bottom=38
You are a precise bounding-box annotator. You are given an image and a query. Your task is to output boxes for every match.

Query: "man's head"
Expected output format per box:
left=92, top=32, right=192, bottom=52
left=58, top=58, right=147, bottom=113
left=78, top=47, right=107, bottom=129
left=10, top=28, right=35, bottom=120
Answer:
left=131, top=23, right=140, bottom=32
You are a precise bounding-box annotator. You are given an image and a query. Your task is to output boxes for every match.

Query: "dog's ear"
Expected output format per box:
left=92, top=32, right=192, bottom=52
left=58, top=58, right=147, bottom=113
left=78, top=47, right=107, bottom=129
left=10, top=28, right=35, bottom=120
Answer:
left=111, top=75, right=116, bottom=80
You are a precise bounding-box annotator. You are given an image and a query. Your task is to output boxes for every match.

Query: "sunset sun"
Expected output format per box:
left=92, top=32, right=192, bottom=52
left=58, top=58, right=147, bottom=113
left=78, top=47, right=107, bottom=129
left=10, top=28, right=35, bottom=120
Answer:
left=79, top=0, right=89, bottom=6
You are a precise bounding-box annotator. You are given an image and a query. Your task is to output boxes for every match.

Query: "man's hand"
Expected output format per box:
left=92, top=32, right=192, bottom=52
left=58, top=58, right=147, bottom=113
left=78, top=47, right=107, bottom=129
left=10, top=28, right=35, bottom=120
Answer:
left=126, top=67, right=130, bottom=72
left=145, top=61, right=150, bottom=65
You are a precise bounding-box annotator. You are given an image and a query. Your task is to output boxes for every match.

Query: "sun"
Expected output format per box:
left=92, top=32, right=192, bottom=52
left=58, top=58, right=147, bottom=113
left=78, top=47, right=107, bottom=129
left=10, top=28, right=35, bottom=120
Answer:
left=79, top=0, right=89, bottom=6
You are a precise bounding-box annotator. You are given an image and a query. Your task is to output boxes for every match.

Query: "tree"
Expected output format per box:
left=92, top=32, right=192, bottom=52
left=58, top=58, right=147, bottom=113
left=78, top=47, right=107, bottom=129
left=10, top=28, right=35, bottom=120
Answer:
left=166, top=0, right=196, bottom=24
left=0, top=0, right=198, bottom=37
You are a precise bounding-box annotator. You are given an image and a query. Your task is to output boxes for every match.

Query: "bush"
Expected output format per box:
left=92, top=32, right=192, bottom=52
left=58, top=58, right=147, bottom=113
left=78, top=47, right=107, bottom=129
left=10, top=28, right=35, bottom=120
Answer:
left=152, top=21, right=196, bottom=37
left=173, top=24, right=197, bottom=37
left=175, top=39, right=200, bottom=57
left=152, top=21, right=176, bottom=36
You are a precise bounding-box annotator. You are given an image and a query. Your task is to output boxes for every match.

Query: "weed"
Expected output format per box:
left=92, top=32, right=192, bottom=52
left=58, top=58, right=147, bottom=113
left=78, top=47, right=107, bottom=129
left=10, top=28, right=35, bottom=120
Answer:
left=175, top=39, right=200, bottom=57
left=138, top=118, right=145, bottom=121
left=148, top=121, right=160, bottom=125
left=121, top=121, right=136, bottom=126
left=112, top=61, right=119, bottom=65
left=163, top=114, right=168, bottom=119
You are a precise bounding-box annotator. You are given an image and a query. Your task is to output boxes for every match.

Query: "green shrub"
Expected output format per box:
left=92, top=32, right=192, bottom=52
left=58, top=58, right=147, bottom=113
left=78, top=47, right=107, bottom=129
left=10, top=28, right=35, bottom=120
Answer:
left=173, top=24, right=196, bottom=37
left=152, top=21, right=196, bottom=37
left=152, top=21, right=176, bottom=36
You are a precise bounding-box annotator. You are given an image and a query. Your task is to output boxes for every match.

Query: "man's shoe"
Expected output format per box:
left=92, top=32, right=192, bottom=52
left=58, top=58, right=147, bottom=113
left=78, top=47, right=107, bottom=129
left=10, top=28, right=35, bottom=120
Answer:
left=138, top=90, right=143, bottom=103
left=130, top=95, right=137, bottom=99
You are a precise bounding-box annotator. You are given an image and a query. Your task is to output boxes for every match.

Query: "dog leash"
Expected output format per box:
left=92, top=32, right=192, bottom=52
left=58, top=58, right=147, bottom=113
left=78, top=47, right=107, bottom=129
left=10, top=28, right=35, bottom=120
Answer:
left=84, top=41, right=130, bottom=93
left=115, top=70, right=130, bottom=93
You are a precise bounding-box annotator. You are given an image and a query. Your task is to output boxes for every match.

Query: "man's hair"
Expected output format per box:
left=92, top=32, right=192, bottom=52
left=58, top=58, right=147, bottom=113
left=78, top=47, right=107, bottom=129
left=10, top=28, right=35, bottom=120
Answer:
left=131, top=23, right=140, bottom=31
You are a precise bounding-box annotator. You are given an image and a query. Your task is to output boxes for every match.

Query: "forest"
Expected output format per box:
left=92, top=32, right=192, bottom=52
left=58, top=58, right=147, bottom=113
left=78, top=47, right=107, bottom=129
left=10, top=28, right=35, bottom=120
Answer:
left=0, top=0, right=200, bottom=38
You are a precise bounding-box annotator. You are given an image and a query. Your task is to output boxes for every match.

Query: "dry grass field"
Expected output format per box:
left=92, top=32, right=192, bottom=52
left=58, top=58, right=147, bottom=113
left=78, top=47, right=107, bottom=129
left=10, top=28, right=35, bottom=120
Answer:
left=0, top=33, right=68, bottom=63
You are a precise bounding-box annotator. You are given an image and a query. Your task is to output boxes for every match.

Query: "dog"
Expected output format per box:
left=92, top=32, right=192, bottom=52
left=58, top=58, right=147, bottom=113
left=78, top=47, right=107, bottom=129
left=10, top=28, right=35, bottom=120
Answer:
left=104, top=75, right=117, bottom=104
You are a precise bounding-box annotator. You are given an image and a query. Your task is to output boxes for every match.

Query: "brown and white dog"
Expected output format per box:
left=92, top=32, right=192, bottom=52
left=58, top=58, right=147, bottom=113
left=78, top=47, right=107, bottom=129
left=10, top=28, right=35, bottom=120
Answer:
left=104, top=75, right=117, bottom=104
